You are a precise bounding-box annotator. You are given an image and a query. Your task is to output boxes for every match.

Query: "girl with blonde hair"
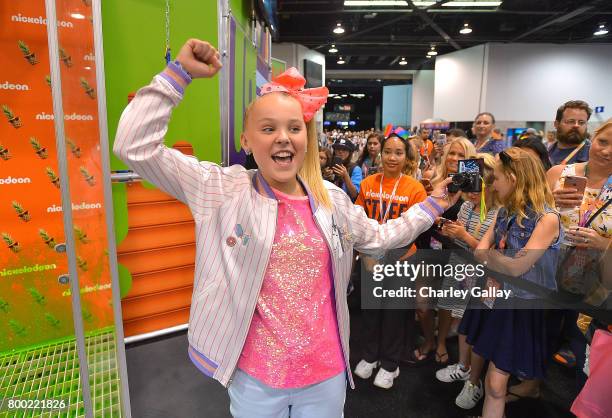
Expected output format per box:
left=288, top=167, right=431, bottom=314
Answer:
left=114, top=38, right=459, bottom=417
left=465, top=147, right=561, bottom=418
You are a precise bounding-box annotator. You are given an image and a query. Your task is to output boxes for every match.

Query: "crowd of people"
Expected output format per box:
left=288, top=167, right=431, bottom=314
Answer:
left=115, top=39, right=610, bottom=418
left=320, top=100, right=611, bottom=417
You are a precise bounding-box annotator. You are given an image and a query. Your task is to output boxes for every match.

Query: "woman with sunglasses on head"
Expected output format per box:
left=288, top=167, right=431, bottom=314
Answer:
left=466, top=148, right=562, bottom=418
left=353, top=131, right=427, bottom=389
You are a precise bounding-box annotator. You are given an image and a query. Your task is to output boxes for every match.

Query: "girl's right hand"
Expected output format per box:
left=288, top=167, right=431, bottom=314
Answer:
left=176, top=39, right=223, bottom=78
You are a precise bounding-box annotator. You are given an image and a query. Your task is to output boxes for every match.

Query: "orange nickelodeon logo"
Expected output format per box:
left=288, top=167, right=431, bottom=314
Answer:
left=2, top=105, right=22, bottom=128
left=18, top=40, right=38, bottom=65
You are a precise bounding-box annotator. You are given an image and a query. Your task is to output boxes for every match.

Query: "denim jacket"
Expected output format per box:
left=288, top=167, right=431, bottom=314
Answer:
left=494, top=205, right=562, bottom=299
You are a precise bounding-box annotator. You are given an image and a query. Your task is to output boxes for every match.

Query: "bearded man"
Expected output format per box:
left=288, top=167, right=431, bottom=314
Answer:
left=548, top=100, right=592, bottom=165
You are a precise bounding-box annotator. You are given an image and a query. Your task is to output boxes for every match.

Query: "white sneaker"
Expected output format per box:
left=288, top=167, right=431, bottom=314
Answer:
left=354, top=359, right=380, bottom=379
left=436, top=363, right=471, bottom=383
left=373, top=367, right=400, bottom=389
left=455, top=380, right=483, bottom=410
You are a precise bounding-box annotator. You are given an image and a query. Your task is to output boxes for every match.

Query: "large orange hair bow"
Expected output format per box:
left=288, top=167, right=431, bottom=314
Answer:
left=260, top=67, right=328, bottom=122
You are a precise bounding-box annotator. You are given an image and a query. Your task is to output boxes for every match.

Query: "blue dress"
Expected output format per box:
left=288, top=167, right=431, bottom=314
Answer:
left=459, top=206, right=561, bottom=379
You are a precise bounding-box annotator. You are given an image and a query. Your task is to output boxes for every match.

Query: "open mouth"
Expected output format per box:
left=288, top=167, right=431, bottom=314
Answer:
left=271, top=151, right=294, bottom=165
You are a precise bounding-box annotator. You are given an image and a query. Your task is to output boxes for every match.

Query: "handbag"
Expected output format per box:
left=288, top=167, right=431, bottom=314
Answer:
left=557, top=198, right=612, bottom=304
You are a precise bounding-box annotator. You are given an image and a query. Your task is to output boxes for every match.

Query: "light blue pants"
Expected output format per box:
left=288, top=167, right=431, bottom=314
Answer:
left=228, top=370, right=346, bottom=418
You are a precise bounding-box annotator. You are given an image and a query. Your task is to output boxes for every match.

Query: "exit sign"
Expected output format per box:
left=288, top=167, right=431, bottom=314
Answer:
left=595, top=106, right=605, bottom=113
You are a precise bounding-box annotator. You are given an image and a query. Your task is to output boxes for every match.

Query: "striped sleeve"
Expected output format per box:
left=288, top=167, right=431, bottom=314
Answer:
left=113, top=73, right=245, bottom=217
left=335, top=190, right=434, bottom=255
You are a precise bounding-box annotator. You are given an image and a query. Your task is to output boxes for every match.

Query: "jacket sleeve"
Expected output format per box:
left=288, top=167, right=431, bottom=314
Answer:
left=113, top=74, right=248, bottom=218
left=331, top=189, right=440, bottom=255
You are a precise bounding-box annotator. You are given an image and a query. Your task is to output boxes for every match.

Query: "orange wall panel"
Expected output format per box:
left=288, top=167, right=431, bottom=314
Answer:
left=127, top=266, right=195, bottom=298
left=122, top=286, right=192, bottom=321
left=123, top=308, right=191, bottom=338
left=117, top=221, right=195, bottom=253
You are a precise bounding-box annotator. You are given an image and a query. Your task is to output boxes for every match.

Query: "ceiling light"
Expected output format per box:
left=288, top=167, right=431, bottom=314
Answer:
left=399, top=57, right=408, bottom=65
left=594, top=23, right=609, bottom=36
left=442, top=1, right=502, bottom=6
left=412, top=1, right=502, bottom=5
left=376, top=79, right=382, bottom=82
left=459, top=23, right=472, bottom=34
left=333, top=23, right=345, bottom=34
left=328, top=44, right=338, bottom=53
left=337, top=56, right=346, bottom=64
left=427, top=45, right=438, bottom=56
left=71, top=13, right=86, bottom=19
left=344, top=0, right=408, bottom=5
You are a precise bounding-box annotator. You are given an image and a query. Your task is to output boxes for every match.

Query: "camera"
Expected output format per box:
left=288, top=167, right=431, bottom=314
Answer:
left=447, top=158, right=483, bottom=193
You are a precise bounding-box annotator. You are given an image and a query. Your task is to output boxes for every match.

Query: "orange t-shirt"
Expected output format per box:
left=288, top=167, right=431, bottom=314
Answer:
left=420, top=139, right=434, bottom=157
left=356, top=173, right=427, bottom=257
left=356, top=173, right=427, bottom=223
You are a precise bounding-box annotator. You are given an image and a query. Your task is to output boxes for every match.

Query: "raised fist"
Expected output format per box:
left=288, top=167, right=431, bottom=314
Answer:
left=176, top=39, right=222, bottom=78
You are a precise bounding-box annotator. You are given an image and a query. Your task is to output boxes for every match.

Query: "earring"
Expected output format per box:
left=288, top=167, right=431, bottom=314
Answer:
left=244, top=149, right=251, bottom=156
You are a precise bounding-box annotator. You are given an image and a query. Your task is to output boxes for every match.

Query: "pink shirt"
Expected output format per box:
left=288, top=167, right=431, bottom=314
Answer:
left=237, top=188, right=346, bottom=388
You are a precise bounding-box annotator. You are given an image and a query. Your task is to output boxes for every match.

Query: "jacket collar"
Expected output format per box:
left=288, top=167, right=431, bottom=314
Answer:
left=252, top=170, right=318, bottom=214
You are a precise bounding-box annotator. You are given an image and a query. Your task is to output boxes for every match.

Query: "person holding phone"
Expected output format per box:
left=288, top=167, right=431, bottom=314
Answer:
left=332, top=138, right=362, bottom=200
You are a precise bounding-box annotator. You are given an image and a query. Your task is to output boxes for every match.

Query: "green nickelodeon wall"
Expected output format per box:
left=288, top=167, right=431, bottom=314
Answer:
left=102, top=0, right=221, bottom=243
left=101, top=1, right=221, bottom=299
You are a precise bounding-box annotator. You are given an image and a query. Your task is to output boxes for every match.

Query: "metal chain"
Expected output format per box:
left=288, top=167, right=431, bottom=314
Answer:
left=164, top=0, right=171, bottom=63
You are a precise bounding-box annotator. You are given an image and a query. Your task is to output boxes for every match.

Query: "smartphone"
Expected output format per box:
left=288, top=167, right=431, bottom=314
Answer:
left=332, top=156, right=344, bottom=167
left=564, top=176, right=587, bottom=195
left=435, top=134, right=447, bottom=146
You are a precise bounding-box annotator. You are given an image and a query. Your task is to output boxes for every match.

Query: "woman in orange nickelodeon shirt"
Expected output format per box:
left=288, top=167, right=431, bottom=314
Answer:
left=353, top=129, right=428, bottom=389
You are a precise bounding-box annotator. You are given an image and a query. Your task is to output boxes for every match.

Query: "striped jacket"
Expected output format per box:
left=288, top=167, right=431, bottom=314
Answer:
left=114, top=74, right=437, bottom=388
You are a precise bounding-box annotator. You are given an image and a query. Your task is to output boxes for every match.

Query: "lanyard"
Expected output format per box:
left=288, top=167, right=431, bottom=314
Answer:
left=378, top=174, right=403, bottom=224
left=475, top=138, right=490, bottom=151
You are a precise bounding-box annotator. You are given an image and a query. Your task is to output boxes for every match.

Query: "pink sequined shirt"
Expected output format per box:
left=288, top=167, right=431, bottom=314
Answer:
left=237, top=188, right=346, bottom=388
